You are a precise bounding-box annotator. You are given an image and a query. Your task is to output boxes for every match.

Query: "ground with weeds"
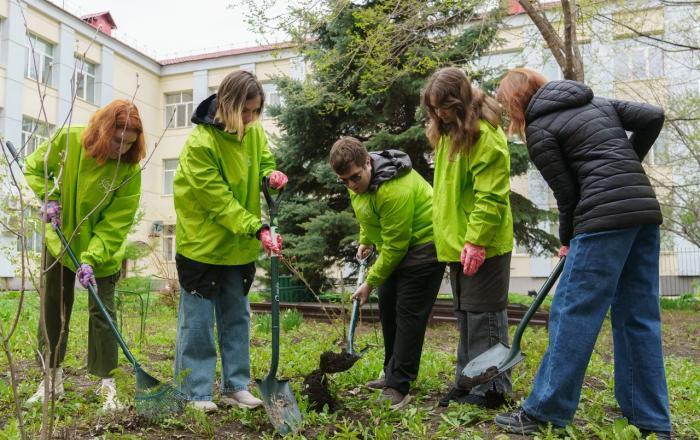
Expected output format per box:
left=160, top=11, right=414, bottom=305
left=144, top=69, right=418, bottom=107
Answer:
left=0, top=291, right=698, bottom=439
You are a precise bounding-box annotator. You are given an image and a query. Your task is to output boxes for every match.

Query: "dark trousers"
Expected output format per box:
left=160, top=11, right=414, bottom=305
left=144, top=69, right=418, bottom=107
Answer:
left=377, top=261, right=445, bottom=395
left=449, top=252, right=513, bottom=397
left=38, top=251, right=120, bottom=378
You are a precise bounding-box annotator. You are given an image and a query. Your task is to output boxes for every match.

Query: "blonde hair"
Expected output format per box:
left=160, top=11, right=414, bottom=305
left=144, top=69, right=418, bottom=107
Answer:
left=215, top=70, right=265, bottom=141
left=422, top=67, right=500, bottom=158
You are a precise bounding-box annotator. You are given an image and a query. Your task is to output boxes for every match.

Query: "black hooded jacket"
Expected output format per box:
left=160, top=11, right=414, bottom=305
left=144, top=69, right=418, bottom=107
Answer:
left=368, top=149, right=412, bottom=192
left=525, top=80, right=664, bottom=245
left=191, top=94, right=223, bottom=128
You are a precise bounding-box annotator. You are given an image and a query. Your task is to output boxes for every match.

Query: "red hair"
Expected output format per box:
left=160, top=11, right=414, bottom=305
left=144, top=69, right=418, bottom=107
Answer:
left=82, top=99, right=146, bottom=164
left=496, top=68, right=548, bottom=140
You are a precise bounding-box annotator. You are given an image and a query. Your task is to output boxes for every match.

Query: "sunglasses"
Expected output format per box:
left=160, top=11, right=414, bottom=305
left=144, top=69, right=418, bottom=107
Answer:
left=337, top=171, right=364, bottom=186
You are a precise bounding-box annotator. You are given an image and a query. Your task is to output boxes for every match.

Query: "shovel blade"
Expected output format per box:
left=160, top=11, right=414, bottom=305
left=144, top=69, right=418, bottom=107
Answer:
left=256, top=378, right=302, bottom=435
left=461, top=343, right=512, bottom=378
left=497, top=351, right=526, bottom=373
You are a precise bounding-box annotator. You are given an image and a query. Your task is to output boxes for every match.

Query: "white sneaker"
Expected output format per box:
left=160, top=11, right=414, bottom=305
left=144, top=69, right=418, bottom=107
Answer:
left=220, top=390, right=263, bottom=409
left=188, top=400, right=219, bottom=413
left=98, top=378, right=125, bottom=412
left=26, top=368, right=64, bottom=405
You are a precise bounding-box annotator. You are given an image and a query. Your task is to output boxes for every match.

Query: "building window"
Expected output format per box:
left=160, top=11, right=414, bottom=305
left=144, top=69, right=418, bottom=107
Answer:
left=26, top=34, right=54, bottom=85
left=614, top=44, right=663, bottom=82
left=21, top=117, right=55, bottom=157
left=75, top=57, right=96, bottom=104
left=163, top=159, right=178, bottom=195
left=16, top=208, right=42, bottom=254
left=163, top=224, right=176, bottom=261
left=165, top=91, right=193, bottom=128
left=262, top=83, right=282, bottom=119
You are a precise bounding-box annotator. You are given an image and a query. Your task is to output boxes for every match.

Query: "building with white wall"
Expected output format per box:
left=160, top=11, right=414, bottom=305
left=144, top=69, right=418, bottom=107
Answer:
left=0, top=0, right=303, bottom=287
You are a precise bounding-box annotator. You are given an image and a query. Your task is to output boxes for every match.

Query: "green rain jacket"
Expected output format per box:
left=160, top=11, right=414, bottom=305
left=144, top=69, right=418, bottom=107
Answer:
left=24, top=126, right=142, bottom=277
left=350, top=150, right=434, bottom=288
left=173, top=96, right=275, bottom=265
left=432, top=120, right=513, bottom=263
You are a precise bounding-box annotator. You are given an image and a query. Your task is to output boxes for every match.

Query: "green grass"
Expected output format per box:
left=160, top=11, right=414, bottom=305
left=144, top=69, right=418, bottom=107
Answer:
left=0, top=290, right=698, bottom=439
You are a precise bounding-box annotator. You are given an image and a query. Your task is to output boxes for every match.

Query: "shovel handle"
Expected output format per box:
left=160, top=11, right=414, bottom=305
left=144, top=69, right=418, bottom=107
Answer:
left=347, top=256, right=369, bottom=355
left=261, top=176, right=283, bottom=222
left=5, top=140, right=19, bottom=164
left=261, top=176, right=284, bottom=382
left=53, top=225, right=140, bottom=367
left=509, top=256, right=565, bottom=354
left=3, top=139, right=139, bottom=368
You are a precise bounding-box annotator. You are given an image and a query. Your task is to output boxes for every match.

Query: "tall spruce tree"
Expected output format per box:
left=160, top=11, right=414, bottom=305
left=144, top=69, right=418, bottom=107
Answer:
left=262, top=0, right=558, bottom=290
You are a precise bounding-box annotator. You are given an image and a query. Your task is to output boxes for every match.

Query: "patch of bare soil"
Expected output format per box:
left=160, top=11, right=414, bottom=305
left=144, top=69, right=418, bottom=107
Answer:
left=661, top=310, right=700, bottom=361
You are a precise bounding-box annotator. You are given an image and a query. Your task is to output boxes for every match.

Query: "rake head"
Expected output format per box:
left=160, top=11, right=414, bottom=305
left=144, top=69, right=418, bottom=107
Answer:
left=134, top=369, right=187, bottom=420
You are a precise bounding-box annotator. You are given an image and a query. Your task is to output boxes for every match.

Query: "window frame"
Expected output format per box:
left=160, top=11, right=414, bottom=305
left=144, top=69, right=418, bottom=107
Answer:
left=25, top=33, right=54, bottom=86
left=74, top=56, right=97, bottom=104
left=164, top=91, right=194, bottom=129
left=162, top=224, right=176, bottom=262
left=162, top=158, right=179, bottom=196
left=21, top=116, right=55, bottom=158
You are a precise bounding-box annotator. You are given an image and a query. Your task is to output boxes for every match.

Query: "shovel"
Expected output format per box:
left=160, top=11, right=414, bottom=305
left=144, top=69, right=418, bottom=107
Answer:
left=460, top=257, right=566, bottom=387
left=4, top=140, right=186, bottom=419
left=256, top=177, right=302, bottom=435
left=318, top=255, right=370, bottom=374
left=347, top=255, right=370, bottom=356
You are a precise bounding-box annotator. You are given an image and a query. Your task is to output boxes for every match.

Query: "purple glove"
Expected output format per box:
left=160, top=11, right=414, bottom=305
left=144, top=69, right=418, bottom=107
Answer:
left=40, top=200, right=61, bottom=225
left=77, top=263, right=96, bottom=288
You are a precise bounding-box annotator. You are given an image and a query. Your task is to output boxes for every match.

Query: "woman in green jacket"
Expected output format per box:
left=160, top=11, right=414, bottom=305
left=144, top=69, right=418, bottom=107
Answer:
left=173, top=70, right=287, bottom=412
left=24, top=100, right=146, bottom=411
left=422, top=67, right=514, bottom=408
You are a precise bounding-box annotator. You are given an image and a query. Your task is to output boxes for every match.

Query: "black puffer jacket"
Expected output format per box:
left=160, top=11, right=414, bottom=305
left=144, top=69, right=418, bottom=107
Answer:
left=525, top=80, right=663, bottom=245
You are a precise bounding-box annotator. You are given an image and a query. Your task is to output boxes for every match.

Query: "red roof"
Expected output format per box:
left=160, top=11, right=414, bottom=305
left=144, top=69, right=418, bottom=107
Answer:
left=159, top=42, right=295, bottom=65
left=80, top=11, right=117, bottom=29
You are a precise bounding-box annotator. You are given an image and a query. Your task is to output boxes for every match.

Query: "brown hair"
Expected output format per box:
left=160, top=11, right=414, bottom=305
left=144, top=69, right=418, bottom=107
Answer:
left=329, top=137, right=369, bottom=175
left=81, top=99, right=146, bottom=165
left=496, top=68, right=548, bottom=140
left=422, top=67, right=501, bottom=158
left=215, top=70, right=265, bottom=141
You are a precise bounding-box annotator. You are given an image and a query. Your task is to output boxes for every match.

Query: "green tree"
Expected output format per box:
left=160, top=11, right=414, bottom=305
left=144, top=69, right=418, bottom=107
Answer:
left=255, top=0, right=557, bottom=289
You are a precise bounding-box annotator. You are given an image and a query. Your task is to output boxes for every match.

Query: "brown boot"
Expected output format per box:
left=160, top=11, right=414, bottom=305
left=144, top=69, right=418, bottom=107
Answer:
left=379, top=387, right=411, bottom=410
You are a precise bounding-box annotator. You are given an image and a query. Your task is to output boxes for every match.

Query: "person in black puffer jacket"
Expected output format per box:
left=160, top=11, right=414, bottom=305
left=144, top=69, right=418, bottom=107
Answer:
left=492, top=68, right=672, bottom=439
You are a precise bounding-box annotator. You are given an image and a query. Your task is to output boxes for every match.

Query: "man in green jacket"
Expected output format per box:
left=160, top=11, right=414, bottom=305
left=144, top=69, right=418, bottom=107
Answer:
left=330, top=137, right=445, bottom=410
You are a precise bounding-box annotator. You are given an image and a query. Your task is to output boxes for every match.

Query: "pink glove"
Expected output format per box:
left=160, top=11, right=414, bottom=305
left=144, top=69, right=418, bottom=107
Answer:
left=558, top=245, right=569, bottom=257
left=268, top=171, right=288, bottom=190
left=260, top=228, right=283, bottom=256
left=40, top=200, right=61, bottom=225
left=460, top=243, right=486, bottom=276
left=77, top=263, right=96, bottom=288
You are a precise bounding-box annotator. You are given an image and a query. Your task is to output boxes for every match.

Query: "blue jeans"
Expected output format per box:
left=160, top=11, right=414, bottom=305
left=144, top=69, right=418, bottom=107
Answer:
left=174, top=266, right=252, bottom=401
left=523, top=225, right=671, bottom=432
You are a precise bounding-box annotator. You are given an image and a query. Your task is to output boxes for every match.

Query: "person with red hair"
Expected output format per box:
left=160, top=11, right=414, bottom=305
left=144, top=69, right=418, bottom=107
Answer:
left=494, top=68, right=671, bottom=439
left=23, top=99, right=146, bottom=412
